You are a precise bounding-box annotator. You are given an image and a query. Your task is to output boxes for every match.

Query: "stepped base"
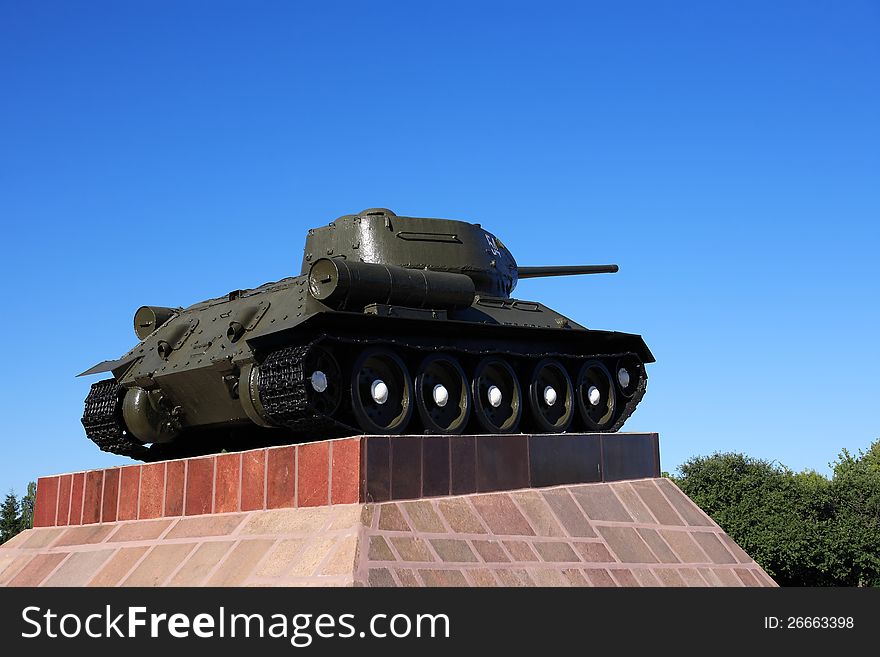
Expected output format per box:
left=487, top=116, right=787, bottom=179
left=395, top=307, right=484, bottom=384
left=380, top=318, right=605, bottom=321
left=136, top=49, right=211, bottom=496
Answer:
left=0, top=433, right=775, bottom=586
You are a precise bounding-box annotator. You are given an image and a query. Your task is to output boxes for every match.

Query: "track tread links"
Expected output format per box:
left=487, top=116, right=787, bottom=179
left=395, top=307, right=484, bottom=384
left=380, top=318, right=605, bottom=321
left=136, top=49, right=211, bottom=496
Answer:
left=82, top=338, right=646, bottom=459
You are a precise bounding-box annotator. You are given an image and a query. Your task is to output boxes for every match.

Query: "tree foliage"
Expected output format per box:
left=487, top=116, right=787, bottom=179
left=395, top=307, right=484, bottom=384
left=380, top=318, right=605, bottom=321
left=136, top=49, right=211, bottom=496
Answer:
left=0, top=482, right=37, bottom=545
left=673, top=440, right=880, bottom=586
left=0, top=490, right=20, bottom=544
left=19, top=481, right=36, bottom=532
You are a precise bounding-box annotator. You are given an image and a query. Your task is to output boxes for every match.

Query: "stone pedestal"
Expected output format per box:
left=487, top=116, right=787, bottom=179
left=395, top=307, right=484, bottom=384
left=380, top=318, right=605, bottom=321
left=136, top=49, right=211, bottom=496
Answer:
left=0, top=433, right=775, bottom=587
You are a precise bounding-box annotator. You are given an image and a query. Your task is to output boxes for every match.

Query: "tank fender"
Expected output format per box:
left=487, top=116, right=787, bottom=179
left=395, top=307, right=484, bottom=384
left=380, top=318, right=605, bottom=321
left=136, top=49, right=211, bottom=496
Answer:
left=77, top=354, right=141, bottom=379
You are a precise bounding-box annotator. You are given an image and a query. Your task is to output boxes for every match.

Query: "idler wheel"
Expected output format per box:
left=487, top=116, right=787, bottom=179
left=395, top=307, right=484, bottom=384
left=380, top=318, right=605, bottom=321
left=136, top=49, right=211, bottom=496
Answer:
left=351, top=348, right=413, bottom=434
left=472, top=357, right=522, bottom=433
left=121, top=387, right=182, bottom=444
left=614, top=354, right=643, bottom=399
left=575, top=360, right=617, bottom=431
left=528, top=358, right=574, bottom=433
left=414, top=354, right=471, bottom=434
left=304, top=346, right=343, bottom=416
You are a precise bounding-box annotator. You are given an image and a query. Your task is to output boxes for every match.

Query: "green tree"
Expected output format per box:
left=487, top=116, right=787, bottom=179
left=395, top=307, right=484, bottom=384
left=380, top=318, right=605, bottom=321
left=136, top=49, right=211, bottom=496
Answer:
left=825, top=442, right=880, bottom=586
left=673, top=440, right=880, bottom=587
left=673, top=453, right=822, bottom=585
left=0, top=490, right=21, bottom=544
left=19, top=481, right=36, bottom=532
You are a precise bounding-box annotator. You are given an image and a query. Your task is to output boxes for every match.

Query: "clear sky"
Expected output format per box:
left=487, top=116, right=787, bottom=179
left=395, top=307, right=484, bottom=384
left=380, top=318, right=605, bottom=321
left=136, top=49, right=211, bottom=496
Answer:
left=1, top=1, right=877, bottom=496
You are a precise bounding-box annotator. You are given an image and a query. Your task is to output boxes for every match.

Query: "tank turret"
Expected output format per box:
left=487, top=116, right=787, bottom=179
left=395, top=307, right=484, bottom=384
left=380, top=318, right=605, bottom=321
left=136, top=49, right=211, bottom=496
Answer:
left=80, top=208, right=653, bottom=461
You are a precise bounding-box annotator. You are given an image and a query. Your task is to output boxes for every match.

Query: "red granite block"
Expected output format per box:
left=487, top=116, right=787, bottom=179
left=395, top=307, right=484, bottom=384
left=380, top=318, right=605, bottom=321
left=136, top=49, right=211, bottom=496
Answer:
left=475, top=434, right=529, bottom=493
left=430, top=538, right=479, bottom=562
left=331, top=438, right=362, bottom=505
left=185, top=457, right=215, bottom=516
left=596, top=526, right=658, bottom=563
left=717, top=532, right=753, bottom=564
left=714, top=568, right=745, bottom=586
left=418, top=569, right=469, bottom=587
left=450, top=436, right=476, bottom=495
left=632, top=568, right=662, bottom=586
left=572, top=542, right=615, bottom=563
left=528, top=434, right=602, bottom=487
left=368, top=568, right=396, bottom=586
left=368, top=535, right=396, bottom=561
left=377, top=504, right=411, bottom=531
left=101, top=469, right=120, bottom=523
left=389, top=536, right=434, bottom=562
left=584, top=568, right=618, bottom=587
left=390, top=437, right=422, bottom=500
left=400, top=500, right=446, bottom=532
left=528, top=568, right=569, bottom=586
left=533, top=541, right=580, bottom=562
left=54, top=524, right=114, bottom=546
left=364, top=437, right=391, bottom=502
left=56, top=475, right=73, bottom=527
left=659, top=529, right=707, bottom=564
left=494, top=568, right=535, bottom=586
left=630, top=480, right=684, bottom=525
left=678, top=568, right=708, bottom=587
left=69, top=473, right=84, bottom=526
left=653, top=569, right=687, bottom=586
left=611, top=482, right=658, bottom=523
left=267, top=446, right=295, bottom=509
left=600, top=433, right=659, bottom=481
left=691, top=531, right=737, bottom=564
left=561, top=568, right=589, bottom=586
left=755, top=570, right=778, bottom=587
left=436, top=498, right=486, bottom=534
left=472, top=540, right=509, bottom=562
left=655, top=478, right=713, bottom=526
left=421, top=435, right=450, bottom=498
left=139, top=463, right=165, bottom=520
left=470, top=494, right=535, bottom=536
left=610, top=568, right=641, bottom=587
left=636, top=528, right=679, bottom=563
left=117, top=466, right=140, bottom=521
left=214, top=453, right=241, bottom=513
left=392, top=569, right=422, bottom=587
left=7, top=553, right=68, bottom=587
left=241, top=449, right=266, bottom=511
left=82, top=471, right=104, bottom=525
left=541, top=489, right=596, bottom=538
left=164, top=460, right=185, bottom=517
left=34, top=476, right=59, bottom=528
left=298, top=442, right=330, bottom=507
left=570, top=484, right=633, bottom=522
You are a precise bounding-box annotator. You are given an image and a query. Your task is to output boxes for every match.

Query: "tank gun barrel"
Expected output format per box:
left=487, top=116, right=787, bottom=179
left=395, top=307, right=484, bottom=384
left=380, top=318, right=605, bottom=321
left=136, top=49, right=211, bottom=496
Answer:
left=518, top=264, right=619, bottom=279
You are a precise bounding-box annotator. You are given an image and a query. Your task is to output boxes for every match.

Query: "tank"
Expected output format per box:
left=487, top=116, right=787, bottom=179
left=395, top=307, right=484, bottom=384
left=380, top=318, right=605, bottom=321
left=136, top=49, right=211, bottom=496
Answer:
left=80, top=208, right=654, bottom=461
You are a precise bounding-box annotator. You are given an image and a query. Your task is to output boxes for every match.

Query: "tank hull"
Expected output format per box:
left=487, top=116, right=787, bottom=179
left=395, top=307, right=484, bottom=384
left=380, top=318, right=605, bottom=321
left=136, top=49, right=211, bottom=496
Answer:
left=80, top=209, right=654, bottom=461
left=82, top=298, right=651, bottom=460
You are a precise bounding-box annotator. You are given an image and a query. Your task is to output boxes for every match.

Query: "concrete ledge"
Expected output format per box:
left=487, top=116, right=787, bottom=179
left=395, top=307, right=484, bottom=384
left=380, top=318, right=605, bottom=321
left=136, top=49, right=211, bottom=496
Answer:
left=1, top=479, right=775, bottom=587
left=33, top=433, right=660, bottom=528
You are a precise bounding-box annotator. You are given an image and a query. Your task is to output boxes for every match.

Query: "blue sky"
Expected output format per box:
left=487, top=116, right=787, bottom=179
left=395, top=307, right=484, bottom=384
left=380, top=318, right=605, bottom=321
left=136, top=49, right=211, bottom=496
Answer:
left=1, top=1, right=877, bottom=495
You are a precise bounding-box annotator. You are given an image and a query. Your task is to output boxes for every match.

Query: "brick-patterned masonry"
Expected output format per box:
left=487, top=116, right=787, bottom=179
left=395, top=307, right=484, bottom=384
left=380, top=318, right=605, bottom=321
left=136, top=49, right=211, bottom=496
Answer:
left=32, top=438, right=363, bottom=528
left=2, top=433, right=774, bottom=586
left=30, top=433, right=660, bottom=528
left=0, top=478, right=775, bottom=587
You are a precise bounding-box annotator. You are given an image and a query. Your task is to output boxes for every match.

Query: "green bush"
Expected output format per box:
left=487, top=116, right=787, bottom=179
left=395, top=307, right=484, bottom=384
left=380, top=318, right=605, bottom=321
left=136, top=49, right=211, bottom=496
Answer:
left=673, top=441, right=880, bottom=586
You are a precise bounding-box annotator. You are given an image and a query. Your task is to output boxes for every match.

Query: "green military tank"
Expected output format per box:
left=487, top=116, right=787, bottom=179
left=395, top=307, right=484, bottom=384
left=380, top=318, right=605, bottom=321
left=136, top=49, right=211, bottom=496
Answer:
left=80, top=208, right=654, bottom=461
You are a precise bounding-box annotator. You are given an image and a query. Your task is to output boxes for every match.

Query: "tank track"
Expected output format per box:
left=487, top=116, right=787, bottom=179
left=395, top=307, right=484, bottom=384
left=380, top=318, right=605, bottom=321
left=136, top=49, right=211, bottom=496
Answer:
left=257, top=343, right=347, bottom=433
left=258, top=335, right=647, bottom=434
left=609, top=371, right=648, bottom=432
left=81, top=379, right=153, bottom=461
left=83, top=339, right=647, bottom=460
